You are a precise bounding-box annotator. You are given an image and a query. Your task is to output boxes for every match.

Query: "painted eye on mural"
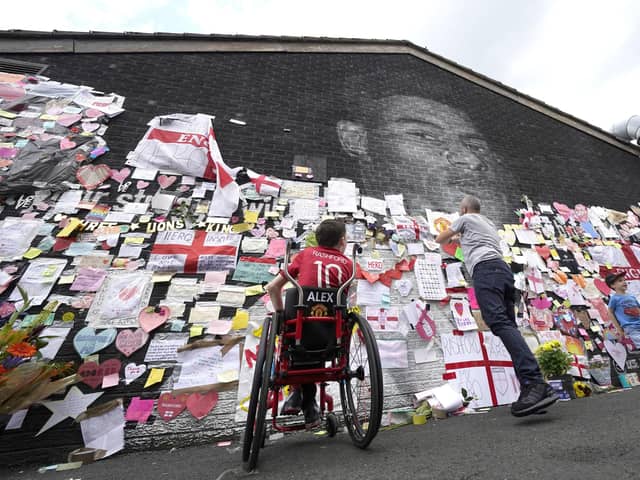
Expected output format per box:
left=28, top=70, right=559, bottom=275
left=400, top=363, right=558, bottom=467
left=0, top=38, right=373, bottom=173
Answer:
left=405, top=130, right=439, bottom=142
left=460, top=135, right=487, bottom=154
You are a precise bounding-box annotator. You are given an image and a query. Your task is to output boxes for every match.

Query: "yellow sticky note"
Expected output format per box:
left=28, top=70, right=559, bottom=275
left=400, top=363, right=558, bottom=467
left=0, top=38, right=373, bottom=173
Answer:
left=562, top=299, right=571, bottom=308
left=590, top=324, right=601, bottom=332
left=605, top=263, right=612, bottom=269
left=189, top=325, right=204, bottom=337
left=231, top=223, right=252, bottom=233
left=253, top=326, right=263, bottom=338
left=124, top=237, right=145, bottom=245
left=23, top=247, right=42, bottom=259
left=217, top=370, right=239, bottom=383
left=0, top=110, right=17, bottom=119
left=39, top=114, right=58, bottom=121
left=549, top=248, right=560, bottom=260
left=232, top=309, right=250, bottom=330
left=152, top=272, right=174, bottom=283
left=584, top=340, right=593, bottom=351
left=265, top=211, right=281, bottom=218
left=57, top=274, right=76, bottom=285
left=244, top=211, right=259, bottom=224
left=552, top=299, right=561, bottom=308
left=144, top=368, right=165, bottom=388
left=510, top=247, right=521, bottom=256
left=56, top=218, right=83, bottom=237
left=244, top=284, right=264, bottom=296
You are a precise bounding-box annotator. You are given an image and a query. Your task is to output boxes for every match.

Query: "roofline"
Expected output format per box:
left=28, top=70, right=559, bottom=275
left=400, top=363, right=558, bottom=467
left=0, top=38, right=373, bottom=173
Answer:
left=1, top=30, right=637, bottom=157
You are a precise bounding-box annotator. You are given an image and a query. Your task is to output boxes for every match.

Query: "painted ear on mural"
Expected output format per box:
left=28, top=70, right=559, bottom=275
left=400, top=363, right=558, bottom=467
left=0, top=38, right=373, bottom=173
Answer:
left=336, top=120, right=368, bottom=157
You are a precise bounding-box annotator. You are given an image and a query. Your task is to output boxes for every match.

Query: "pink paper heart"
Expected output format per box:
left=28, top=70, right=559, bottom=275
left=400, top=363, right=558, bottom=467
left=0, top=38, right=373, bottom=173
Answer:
left=186, top=391, right=218, bottom=420
left=115, top=328, right=149, bottom=357
left=76, top=164, right=111, bottom=190
left=157, top=175, right=177, bottom=189
left=178, top=185, right=190, bottom=192
left=158, top=393, right=188, bottom=422
left=136, top=180, right=150, bottom=189
left=56, top=113, right=82, bottom=127
left=531, top=297, right=552, bottom=310
left=139, top=305, right=171, bottom=333
left=84, top=108, right=104, bottom=119
left=78, top=358, right=121, bottom=389
left=82, top=122, right=100, bottom=133
left=60, top=137, right=77, bottom=150
left=110, top=167, right=131, bottom=184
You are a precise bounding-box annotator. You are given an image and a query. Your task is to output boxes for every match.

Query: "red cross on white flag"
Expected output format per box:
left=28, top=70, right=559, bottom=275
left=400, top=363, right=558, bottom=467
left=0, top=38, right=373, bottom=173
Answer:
left=208, top=124, right=241, bottom=217
left=246, top=169, right=282, bottom=197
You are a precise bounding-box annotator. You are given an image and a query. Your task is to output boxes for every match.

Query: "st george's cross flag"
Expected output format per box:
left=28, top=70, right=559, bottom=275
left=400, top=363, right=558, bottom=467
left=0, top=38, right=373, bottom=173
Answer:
left=146, top=230, right=241, bottom=274
left=246, top=169, right=282, bottom=197
left=126, top=113, right=217, bottom=179
left=208, top=122, right=241, bottom=218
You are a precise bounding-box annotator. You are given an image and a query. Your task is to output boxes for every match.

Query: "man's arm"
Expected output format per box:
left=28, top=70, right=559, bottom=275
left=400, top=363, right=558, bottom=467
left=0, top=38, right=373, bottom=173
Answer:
left=265, top=274, right=288, bottom=311
left=435, top=228, right=459, bottom=244
left=608, top=307, right=625, bottom=337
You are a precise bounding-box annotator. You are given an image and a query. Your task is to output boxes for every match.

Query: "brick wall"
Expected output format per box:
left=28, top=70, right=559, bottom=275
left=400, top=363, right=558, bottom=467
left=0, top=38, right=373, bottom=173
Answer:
left=1, top=50, right=639, bottom=465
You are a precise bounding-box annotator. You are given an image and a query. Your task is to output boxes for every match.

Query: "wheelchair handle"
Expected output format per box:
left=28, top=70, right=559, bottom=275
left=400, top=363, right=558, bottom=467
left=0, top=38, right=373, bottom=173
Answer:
left=336, top=244, right=361, bottom=307
left=282, top=239, right=304, bottom=307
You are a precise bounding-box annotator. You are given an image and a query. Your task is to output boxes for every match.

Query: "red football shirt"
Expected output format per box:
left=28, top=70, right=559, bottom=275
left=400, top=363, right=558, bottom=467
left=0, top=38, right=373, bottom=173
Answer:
left=281, top=246, right=353, bottom=288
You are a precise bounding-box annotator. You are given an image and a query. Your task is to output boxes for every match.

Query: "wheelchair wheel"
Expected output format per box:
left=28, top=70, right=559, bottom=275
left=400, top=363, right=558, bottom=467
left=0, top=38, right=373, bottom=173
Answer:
left=244, top=312, right=279, bottom=472
left=242, top=315, right=271, bottom=463
left=339, top=313, right=383, bottom=449
left=326, top=412, right=339, bottom=437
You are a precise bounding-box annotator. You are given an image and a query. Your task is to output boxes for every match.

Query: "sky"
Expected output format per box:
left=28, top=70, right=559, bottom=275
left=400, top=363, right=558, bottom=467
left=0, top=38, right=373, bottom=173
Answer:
left=2, top=0, right=639, bottom=132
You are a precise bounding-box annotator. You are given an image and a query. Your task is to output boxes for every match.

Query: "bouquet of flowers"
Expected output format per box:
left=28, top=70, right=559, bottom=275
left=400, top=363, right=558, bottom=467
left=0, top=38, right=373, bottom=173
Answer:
left=0, top=289, right=77, bottom=415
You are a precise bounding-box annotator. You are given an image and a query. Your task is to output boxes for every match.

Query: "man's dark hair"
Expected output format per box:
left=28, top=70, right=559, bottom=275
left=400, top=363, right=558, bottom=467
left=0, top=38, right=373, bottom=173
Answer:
left=315, top=219, right=346, bottom=248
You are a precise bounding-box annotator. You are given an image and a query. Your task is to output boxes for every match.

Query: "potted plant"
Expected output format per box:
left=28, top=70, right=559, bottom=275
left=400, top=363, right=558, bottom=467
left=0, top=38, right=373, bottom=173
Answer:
left=535, top=340, right=575, bottom=399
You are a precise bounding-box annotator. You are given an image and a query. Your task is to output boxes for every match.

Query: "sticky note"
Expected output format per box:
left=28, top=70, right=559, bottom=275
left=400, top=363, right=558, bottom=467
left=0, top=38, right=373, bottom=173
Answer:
left=102, top=372, right=119, bottom=388
left=244, top=284, right=264, bottom=296
left=56, top=218, right=83, bottom=237
left=23, top=248, right=42, bottom=259
left=57, top=274, right=75, bottom=285
left=253, top=326, right=263, bottom=338
left=124, top=237, right=145, bottom=245
left=152, top=272, right=174, bottom=283
left=232, top=309, right=250, bottom=330
left=170, top=319, right=185, bottom=332
left=144, top=368, right=165, bottom=388
left=244, top=211, right=259, bottom=224
left=217, top=370, right=239, bottom=383
left=231, top=223, right=252, bottom=233
left=189, top=325, right=204, bottom=337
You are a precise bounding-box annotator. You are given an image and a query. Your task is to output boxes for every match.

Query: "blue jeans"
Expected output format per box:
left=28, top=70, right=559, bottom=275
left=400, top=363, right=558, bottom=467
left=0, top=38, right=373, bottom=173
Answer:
left=472, top=259, right=544, bottom=385
left=623, top=326, right=640, bottom=349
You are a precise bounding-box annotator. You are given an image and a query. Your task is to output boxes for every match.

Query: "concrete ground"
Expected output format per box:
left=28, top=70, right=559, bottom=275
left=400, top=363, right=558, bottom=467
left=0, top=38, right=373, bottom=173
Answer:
left=3, top=387, right=640, bottom=480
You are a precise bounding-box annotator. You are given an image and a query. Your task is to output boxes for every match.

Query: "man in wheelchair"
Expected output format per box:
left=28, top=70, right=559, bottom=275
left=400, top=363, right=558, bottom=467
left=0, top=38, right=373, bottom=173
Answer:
left=265, top=219, right=353, bottom=428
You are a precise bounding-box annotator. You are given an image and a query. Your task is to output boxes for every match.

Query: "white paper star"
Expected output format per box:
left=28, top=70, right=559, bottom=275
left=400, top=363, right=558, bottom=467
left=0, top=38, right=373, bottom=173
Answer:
left=37, top=386, right=103, bottom=436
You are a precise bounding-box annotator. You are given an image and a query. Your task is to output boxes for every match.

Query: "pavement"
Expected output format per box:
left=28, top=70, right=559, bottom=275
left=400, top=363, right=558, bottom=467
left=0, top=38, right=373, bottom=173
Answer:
left=3, top=387, right=640, bottom=480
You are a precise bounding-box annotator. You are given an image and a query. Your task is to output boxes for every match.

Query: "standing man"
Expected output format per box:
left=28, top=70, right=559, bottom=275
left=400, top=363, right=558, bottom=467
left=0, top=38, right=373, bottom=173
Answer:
left=436, top=195, right=558, bottom=417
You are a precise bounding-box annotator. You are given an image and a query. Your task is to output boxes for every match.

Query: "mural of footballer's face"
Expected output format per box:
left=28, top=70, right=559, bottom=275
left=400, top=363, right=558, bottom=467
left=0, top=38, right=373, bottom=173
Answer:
left=338, top=95, right=509, bottom=214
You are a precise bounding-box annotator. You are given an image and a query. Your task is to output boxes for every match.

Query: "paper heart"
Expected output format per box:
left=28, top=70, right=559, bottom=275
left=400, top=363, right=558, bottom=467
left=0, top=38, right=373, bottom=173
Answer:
left=110, top=167, right=131, bottom=184
left=177, top=185, right=190, bottom=192
left=453, top=301, right=464, bottom=317
left=139, top=306, right=171, bottom=333
left=84, top=108, right=104, bottom=119
left=186, top=390, right=218, bottom=420
left=136, top=180, right=150, bottom=189
left=442, top=242, right=459, bottom=257
left=604, top=340, right=627, bottom=370
left=593, top=278, right=611, bottom=296
left=76, top=164, right=111, bottom=190
left=0, top=302, right=16, bottom=318
left=73, top=326, right=117, bottom=358
left=553, top=202, right=573, bottom=221
left=60, top=137, right=77, bottom=150
left=416, top=305, right=436, bottom=341
left=157, top=175, right=177, bottom=189
left=82, top=122, right=100, bottom=133
left=56, top=113, right=82, bottom=127
left=531, top=297, right=552, bottom=310
left=250, top=225, right=266, bottom=237
left=78, top=358, right=122, bottom=389
left=115, top=328, right=149, bottom=357
left=157, top=392, right=188, bottom=422
left=46, top=106, right=63, bottom=115
left=124, top=363, right=147, bottom=384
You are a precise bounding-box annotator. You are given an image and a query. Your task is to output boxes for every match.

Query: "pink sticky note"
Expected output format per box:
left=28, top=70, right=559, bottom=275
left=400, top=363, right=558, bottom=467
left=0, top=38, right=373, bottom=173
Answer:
left=467, top=287, right=479, bottom=310
left=102, top=372, right=120, bottom=389
left=125, top=397, right=154, bottom=423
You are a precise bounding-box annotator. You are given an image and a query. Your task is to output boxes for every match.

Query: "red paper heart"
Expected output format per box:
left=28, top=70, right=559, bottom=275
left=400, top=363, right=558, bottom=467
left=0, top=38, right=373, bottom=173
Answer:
left=157, top=392, right=188, bottom=421
left=115, top=328, right=149, bottom=357
left=454, top=301, right=464, bottom=317
left=593, top=278, right=611, bottom=296
left=78, top=358, right=122, bottom=389
left=139, top=306, right=171, bottom=333
left=186, top=391, right=218, bottom=420
left=442, top=242, right=459, bottom=257
left=77, top=164, right=111, bottom=190
left=157, top=175, right=177, bottom=189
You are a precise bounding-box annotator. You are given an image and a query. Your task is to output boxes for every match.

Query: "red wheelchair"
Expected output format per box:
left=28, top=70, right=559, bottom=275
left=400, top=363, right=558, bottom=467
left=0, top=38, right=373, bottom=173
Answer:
left=242, top=244, right=383, bottom=471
